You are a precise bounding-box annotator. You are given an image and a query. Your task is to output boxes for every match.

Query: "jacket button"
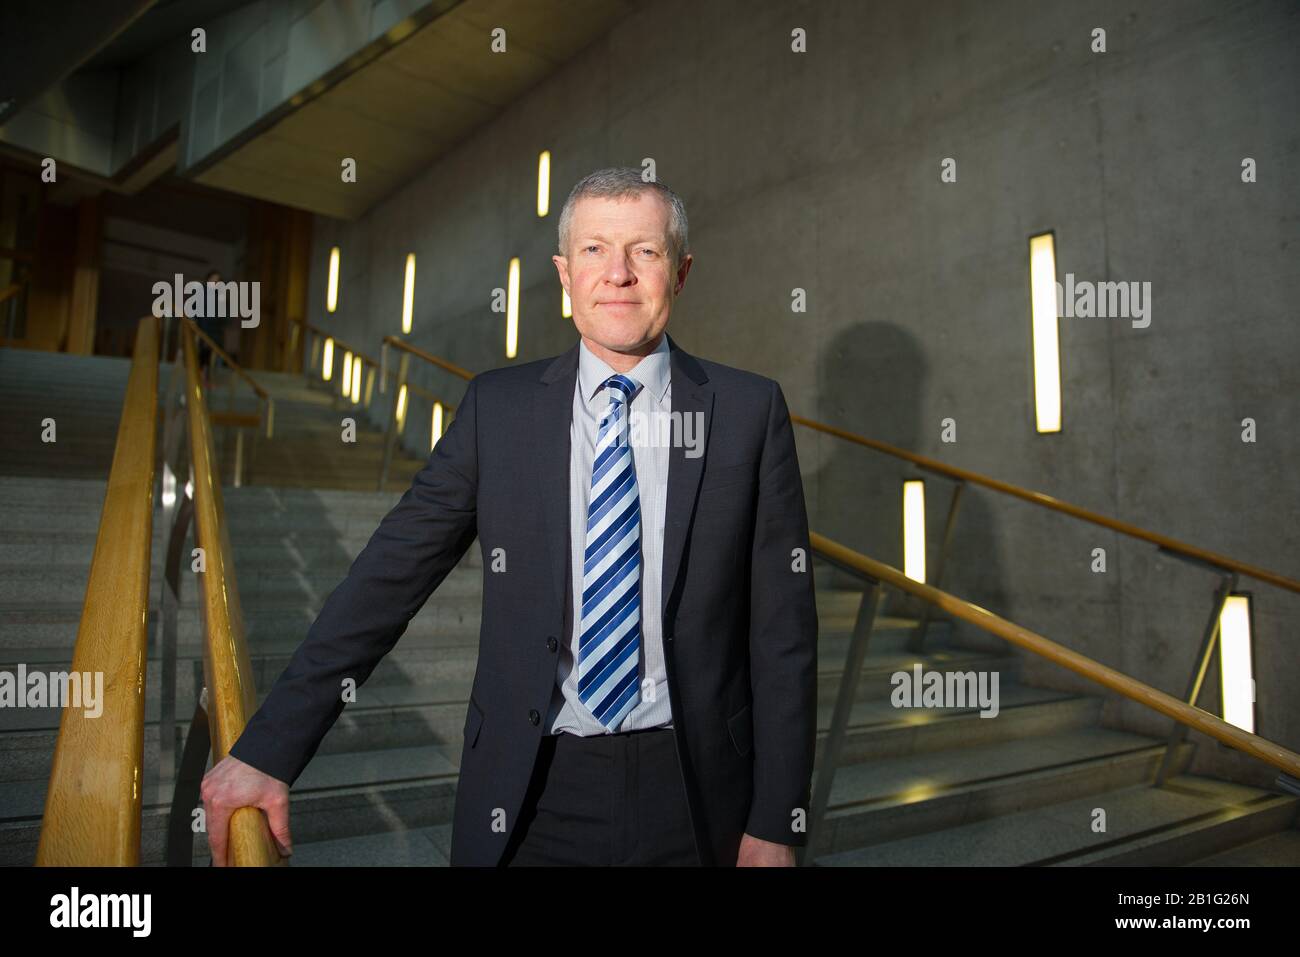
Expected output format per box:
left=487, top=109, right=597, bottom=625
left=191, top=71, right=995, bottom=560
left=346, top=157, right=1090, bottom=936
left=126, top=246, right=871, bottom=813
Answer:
left=546, top=636, right=558, bottom=652
left=528, top=709, right=540, bottom=725
left=665, top=633, right=674, bottom=643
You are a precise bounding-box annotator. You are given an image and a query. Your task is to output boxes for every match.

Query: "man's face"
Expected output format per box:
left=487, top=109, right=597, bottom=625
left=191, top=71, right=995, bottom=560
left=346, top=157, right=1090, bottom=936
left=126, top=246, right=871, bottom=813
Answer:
left=553, top=192, right=692, bottom=360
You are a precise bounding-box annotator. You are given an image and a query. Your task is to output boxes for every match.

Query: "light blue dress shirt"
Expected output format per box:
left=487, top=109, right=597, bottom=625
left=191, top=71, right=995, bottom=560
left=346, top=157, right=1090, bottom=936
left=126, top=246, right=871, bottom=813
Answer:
left=546, top=333, right=674, bottom=734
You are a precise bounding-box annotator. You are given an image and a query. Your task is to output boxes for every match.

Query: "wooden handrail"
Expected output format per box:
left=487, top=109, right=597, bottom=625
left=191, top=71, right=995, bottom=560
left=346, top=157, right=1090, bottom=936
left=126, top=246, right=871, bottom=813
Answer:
left=811, top=531, right=1300, bottom=778
left=210, top=411, right=262, bottom=430
left=180, top=324, right=282, bottom=866
left=184, top=318, right=268, bottom=400
left=382, top=335, right=474, bottom=380
left=36, top=317, right=160, bottom=865
left=0, top=281, right=25, bottom=306
left=295, top=318, right=381, bottom=369
left=342, top=338, right=1294, bottom=594
left=184, top=317, right=273, bottom=438
left=293, top=320, right=449, bottom=411
left=792, top=414, right=1299, bottom=594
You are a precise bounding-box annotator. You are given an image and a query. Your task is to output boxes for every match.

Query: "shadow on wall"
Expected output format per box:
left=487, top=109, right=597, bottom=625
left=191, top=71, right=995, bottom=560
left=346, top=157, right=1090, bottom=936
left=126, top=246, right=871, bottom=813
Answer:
left=809, top=320, right=1009, bottom=645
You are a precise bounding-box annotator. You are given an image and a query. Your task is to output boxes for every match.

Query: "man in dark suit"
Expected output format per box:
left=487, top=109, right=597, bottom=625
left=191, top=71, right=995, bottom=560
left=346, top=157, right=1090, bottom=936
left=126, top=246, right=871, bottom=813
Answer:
left=202, top=167, right=818, bottom=867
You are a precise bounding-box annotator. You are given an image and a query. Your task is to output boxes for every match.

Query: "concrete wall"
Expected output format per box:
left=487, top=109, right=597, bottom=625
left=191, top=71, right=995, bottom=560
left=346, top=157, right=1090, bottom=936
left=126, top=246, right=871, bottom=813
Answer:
left=304, top=0, right=1300, bottom=786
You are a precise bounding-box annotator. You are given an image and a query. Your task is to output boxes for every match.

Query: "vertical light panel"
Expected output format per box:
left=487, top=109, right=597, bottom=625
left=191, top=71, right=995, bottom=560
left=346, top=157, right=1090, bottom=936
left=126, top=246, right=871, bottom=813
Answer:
left=402, top=253, right=416, bottom=334
left=562, top=287, right=571, bottom=319
left=506, top=256, right=520, bottom=359
left=351, top=358, right=362, bottom=404
left=431, top=401, right=444, bottom=450
left=396, top=384, right=408, bottom=435
left=327, top=246, right=340, bottom=313
left=903, top=479, right=926, bottom=583
left=341, top=350, right=353, bottom=396
left=1029, top=232, right=1062, bottom=433
left=1219, top=595, right=1255, bottom=733
left=537, top=150, right=551, bottom=217
left=322, top=338, right=334, bottom=381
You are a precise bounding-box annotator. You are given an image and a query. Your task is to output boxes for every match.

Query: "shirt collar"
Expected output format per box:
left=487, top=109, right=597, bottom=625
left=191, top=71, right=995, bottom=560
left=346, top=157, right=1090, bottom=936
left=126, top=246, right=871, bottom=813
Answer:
left=578, top=333, right=671, bottom=404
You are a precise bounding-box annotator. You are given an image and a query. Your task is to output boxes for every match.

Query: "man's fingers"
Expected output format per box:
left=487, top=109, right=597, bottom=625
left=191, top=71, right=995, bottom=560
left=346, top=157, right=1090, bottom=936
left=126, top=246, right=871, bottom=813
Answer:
left=206, top=802, right=232, bottom=867
left=200, top=757, right=291, bottom=865
left=263, top=794, right=293, bottom=858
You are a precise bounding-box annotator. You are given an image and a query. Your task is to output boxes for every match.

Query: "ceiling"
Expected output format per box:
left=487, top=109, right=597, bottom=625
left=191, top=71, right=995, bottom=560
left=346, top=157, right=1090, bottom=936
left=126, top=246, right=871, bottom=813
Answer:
left=191, top=0, right=635, bottom=220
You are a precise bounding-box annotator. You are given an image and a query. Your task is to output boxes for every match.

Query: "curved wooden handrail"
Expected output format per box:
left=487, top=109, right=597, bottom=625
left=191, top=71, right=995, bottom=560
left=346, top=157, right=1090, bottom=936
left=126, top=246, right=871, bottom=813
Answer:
left=36, top=317, right=160, bottom=865
left=811, top=531, right=1300, bottom=778
left=180, top=323, right=282, bottom=866
left=793, top=414, right=1299, bottom=594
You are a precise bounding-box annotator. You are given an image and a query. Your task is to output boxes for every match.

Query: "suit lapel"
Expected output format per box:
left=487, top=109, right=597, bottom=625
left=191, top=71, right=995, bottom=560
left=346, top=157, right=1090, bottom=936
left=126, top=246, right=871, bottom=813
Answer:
left=660, top=333, right=713, bottom=621
left=535, top=341, right=580, bottom=619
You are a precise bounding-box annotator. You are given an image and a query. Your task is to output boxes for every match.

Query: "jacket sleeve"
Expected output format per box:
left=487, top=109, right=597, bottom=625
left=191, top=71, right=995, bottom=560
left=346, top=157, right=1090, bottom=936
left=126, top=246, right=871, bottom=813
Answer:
left=228, top=375, right=482, bottom=785
left=744, top=379, right=818, bottom=847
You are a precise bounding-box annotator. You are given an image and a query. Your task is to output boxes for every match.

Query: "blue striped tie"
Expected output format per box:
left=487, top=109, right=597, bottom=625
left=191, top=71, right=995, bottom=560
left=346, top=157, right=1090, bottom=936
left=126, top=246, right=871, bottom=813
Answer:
left=577, top=373, right=643, bottom=731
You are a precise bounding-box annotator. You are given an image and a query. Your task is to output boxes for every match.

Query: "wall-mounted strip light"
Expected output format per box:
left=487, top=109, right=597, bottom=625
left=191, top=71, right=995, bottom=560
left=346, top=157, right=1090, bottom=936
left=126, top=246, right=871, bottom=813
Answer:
left=506, top=256, right=520, bottom=359
left=322, top=338, right=334, bottom=381
left=341, top=350, right=353, bottom=396
left=396, top=384, right=408, bottom=435
left=562, top=287, right=571, bottom=319
left=431, top=401, right=444, bottom=450
left=537, top=150, right=551, bottom=217
left=1219, top=594, right=1255, bottom=733
left=1029, top=232, right=1062, bottom=433
left=402, top=253, right=416, bottom=334
left=351, top=358, right=362, bottom=404
left=327, top=246, right=340, bottom=313
left=363, top=366, right=375, bottom=407
left=903, top=479, right=926, bottom=583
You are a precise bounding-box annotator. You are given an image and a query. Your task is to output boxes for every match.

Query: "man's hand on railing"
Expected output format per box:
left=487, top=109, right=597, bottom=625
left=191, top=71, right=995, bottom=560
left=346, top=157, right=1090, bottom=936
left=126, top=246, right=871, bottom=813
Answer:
left=200, top=754, right=293, bottom=866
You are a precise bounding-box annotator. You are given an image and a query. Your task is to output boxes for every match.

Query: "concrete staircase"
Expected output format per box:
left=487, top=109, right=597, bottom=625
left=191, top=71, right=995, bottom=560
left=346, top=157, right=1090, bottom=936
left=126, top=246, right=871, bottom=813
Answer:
left=1, top=347, right=1296, bottom=866
left=204, top=365, right=428, bottom=493
left=0, top=349, right=137, bottom=480
left=804, top=611, right=1300, bottom=866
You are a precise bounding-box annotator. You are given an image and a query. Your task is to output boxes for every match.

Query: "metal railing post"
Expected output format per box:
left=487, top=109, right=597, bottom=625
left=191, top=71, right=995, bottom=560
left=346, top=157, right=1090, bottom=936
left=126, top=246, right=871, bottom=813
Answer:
left=157, top=359, right=186, bottom=786
left=378, top=350, right=409, bottom=491
left=908, top=479, right=965, bottom=653
left=1154, top=571, right=1238, bottom=786
left=802, top=577, right=884, bottom=864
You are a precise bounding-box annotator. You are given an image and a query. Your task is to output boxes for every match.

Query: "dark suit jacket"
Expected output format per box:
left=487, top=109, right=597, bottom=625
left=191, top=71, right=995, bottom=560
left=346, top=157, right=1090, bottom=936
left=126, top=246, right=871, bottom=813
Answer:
left=229, top=332, right=819, bottom=866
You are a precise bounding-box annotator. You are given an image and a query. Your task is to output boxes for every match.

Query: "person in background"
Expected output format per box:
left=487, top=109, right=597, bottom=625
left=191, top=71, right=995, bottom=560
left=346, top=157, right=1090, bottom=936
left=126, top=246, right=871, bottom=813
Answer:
left=194, top=268, right=226, bottom=389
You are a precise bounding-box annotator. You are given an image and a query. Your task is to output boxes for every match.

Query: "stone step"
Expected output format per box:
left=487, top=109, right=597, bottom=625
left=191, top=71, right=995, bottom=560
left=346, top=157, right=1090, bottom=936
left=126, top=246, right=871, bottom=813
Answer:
left=0, top=562, right=486, bottom=604
left=1184, top=827, right=1300, bottom=865
left=810, top=726, right=1194, bottom=856
left=815, top=774, right=1299, bottom=866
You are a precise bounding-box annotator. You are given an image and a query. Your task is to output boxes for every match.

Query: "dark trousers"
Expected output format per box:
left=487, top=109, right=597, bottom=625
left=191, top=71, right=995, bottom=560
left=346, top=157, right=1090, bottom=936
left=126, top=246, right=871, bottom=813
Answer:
left=500, top=727, right=701, bottom=866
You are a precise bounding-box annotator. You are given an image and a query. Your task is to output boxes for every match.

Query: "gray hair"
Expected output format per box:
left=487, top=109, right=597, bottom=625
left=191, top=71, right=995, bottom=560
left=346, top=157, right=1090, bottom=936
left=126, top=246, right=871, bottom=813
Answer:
left=557, top=167, right=689, bottom=269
